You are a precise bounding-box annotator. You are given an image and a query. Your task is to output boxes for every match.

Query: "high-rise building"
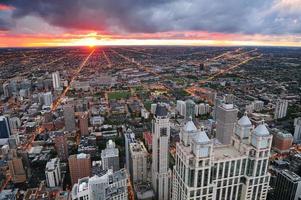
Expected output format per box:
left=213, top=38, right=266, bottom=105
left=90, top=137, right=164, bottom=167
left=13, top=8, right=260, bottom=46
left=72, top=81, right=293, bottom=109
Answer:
left=185, top=99, right=196, bottom=120
left=152, top=103, right=171, bottom=200
left=101, top=140, right=120, bottom=171
left=9, top=117, right=21, bottom=133
left=274, top=170, right=301, bottom=200
left=216, top=103, right=238, bottom=145
left=8, top=153, right=27, bottom=184
left=43, top=92, right=53, bottom=106
left=129, top=141, right=148, bottom=183
left=71, top=169, right=128, bottom=200
left=64, top=104, right=76, bottom=132
left=69, top=153, right=91, bottom=185
left=274, top=99, right=288, bottom=119
left=45, top=158, right=61, bottom=188
left=54, top=132, right=68, bottom=161
left=294, top=117, right=301, bottom=143
left=124, top=129, right=136, bottom=171
left=176, top=100, right=186, bottom=116
left=79, top=112, right=89, bottom=136
left=272, top=129, right=293, bottom=154
left=172, top=115, right=272, bottom=200
left=0, top=116, right=11, bottom=144
left=52, top=71, right=61, bottom=90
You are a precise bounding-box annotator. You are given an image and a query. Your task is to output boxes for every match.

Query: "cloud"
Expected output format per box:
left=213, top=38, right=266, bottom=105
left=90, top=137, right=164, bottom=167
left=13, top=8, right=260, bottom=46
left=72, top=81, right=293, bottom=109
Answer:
left=1, top=0, right=301, bottom=35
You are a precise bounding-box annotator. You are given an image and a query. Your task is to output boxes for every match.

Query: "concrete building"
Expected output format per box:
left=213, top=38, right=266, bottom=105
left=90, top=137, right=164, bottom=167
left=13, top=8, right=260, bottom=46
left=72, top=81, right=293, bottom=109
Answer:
left=43, top=92, right=53, bottom=106
left=0, top=115, right=11, bottom=144
left=274, top=99, right=288, bottom=119
left=198, top=103, right=211, bottom=115
left=54, top=132, right=68, bottom=161
left=274, top=170, right=301, bottom=200
left=101, top=140, right=120, bottom=171
left=172, top=114, right=272, bottom=200
left=294, top=117, right=301, bottom=143
left=216, top=103, right=238, bottom=145
left=63, top=104, right=76, bottom=132
left=71, top=169, right=128, bottom=200
left=69, top=153, right=91, bottom=185
left=8, top=156, right=27, bottom=184
left=79, top=112, right=89, bottom=136
left=253, top=100, right=264, bottom=112
left=124, top=129, right=136, bottom=171
left=185, top=99, right=196, bottom=120
left=272, top=129, right=293, bottom=154
left=52, top=71, right=61, bottom=90
left=152, top=103, right=171, bottom=200
left=45, top=158, right=61, bottom=187
left=129, top=141, right=148, bottom=183
left=176, top=100, right=186, bottom=116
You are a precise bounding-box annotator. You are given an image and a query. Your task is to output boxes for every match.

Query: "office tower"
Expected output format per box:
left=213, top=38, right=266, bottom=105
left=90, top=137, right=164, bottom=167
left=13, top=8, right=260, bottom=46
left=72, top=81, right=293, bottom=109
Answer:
left=185, top=99, right=196, bottom=120
left=124, top=129, right=136, bottom=171
left=172, top=115, right=272, bottom=200
left=68, top=153, right=91, bottom=185
left=253, top=100, right=264, bottom=112
left=150, top=103, right=157, bottom=114
left=224, top=94, right=235, bottom=104
left=8, top=156, right=27, bottom=183
left=101, top=140, right=120, bottom=171
left=2, top=82, right=10, bottom=98
left=71, top=169, right=128, bottom=200
left=43, top=92, right=53, bottom=106
left=216, top=103, right=238, bottom=145
left=198, top=103, right=211, bottom=115
left=45, top=158, right=61, bottom=187
left=129, top=141, right=148, bottom=183
left=79, top=112, right=89, bottom=136
left=63, top=104, right=76, bottom=132
left=274, top=99, right=288, bottom=119
left=9, top=117, right=21, bottom=132
left=176, top=100, right=186, bottom=116
left=54, top=132, right=68, bottom=161
left=152, top=103, right=171, bottom=200
left=274, top=170, right=301, bottom=200
left=0, top=116, right=11, bottom=144
left=52, top=71, right=61, bottom=90
left=294, top=117, right=301, bottom=143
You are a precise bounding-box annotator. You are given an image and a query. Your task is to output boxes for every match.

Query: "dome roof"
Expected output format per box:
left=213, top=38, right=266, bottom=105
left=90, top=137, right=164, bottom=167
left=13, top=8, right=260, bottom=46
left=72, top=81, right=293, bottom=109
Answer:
left=254, top=122, right=269, bottom=136
left=238, top=114, right=252, bottom=126
left=184, top=119, right=197, bottom=132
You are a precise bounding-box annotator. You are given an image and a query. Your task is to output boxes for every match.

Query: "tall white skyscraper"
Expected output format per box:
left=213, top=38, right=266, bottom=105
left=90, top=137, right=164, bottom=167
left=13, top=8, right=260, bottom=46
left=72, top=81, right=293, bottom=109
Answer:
left=274, top=99, right=288, bottom=119
left=101, top=140, right=120, bottom=171
left=129, top=141, right=148, bottom=183
left=52, top=71, right=61, bottom=90
left=45, top=158, right=61, bottom=188
left=152, top=103, right=171, bottom=200
left=172, top=114, right=272, bottom=200
left=294, top=117, right=301, bottom=143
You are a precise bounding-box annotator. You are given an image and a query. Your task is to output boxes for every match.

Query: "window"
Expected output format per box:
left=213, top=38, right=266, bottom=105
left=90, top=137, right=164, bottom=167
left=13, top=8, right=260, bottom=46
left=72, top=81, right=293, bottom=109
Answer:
left=160, top=127, right=168, bottom=136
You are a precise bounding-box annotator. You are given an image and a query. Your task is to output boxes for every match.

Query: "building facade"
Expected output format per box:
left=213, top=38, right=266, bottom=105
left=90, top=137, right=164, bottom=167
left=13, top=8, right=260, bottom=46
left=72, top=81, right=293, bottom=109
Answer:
left=45, top=158, right=61, bottom=187
left=64, top=104, right=76, bottom=132
left=129, top=141, right=148, bottom=183
left=52, top=71, right=61, bottom=90
left=101, top=140, right=120, bottom=171
left=172, top=114, right=272, bottom=200
left=69, top=153, right=91, bottom=186
left=274, top=99, right=288, bottom=120
left=152, top=103, right=171, bottom=200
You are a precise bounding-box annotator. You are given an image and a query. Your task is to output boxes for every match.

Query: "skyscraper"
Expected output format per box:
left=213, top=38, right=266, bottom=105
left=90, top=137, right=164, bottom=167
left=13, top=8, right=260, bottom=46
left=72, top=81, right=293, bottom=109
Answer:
left=124, top=129, right=136, bottom=171
left=63, top=104, right=76, bottom=132
left=101, top=140, right=120, bottom=171
left=216, top=103, right=238, bottom=145
left=79, top=112, right=89, bottom=136
left=185, top=99, right=196, bottom=120
left=68, top=153, right=91, bottom=185
left=294, top=117, right=301, bottom=143
left=43, top=92, right=53, bottom=106
left=0, top=116, right=11, bottom=144
left=52, top=71, right=61, bottom=90
left=45, top=158, right=61, bottom=188
left=274, top=99, right=288, bottom=119
left=8, top=156, right=27, bottom=184
left=129, top=141, right=148, bottom=183
left=54, top=132, right=68, bottom=161
left=274, top=170, right=301, bottom=200
left=152, top=103, right=171, bottom=200
left=172, top=115, right=272, bottom=200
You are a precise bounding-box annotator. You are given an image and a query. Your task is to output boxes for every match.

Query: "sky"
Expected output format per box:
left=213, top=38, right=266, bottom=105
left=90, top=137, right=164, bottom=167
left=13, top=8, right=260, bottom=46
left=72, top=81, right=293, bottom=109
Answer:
left=0, top=0, right=301, bottom=47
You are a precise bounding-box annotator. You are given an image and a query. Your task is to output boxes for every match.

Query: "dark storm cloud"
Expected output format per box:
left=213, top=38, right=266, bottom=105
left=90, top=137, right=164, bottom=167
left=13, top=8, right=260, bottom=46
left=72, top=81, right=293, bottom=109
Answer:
left=2, top=0, right=301, bottom=34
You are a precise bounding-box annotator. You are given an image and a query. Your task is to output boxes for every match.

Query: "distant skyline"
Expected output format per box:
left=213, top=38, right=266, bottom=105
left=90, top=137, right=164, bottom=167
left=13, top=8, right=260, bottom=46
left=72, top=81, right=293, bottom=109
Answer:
left=1, top=0, right=301, bottom=47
